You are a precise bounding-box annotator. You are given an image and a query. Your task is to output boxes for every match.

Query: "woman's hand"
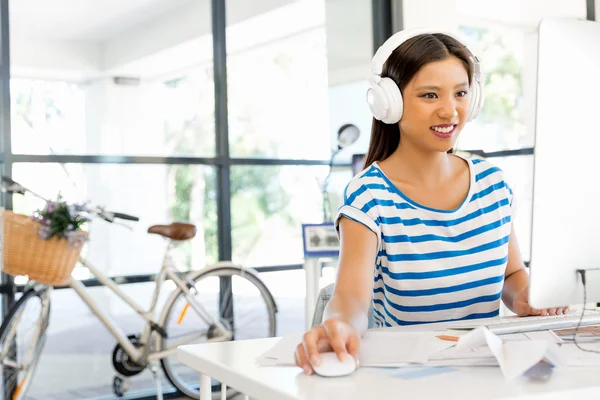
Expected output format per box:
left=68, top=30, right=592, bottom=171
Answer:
left=294, top=318, right=361, bottom=375
left=513, top=286, right=569, bottom=317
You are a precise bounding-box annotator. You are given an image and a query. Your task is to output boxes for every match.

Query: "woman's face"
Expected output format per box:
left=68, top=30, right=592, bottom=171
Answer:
left=398, top=56, right=471, bottom=153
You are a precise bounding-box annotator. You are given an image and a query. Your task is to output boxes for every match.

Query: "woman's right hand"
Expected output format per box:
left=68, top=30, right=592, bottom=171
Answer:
left=294, top=318, right=361, bottom=375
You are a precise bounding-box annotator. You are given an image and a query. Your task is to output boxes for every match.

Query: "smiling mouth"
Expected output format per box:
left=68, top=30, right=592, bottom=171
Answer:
left=430, top=124, right=457, bottom=138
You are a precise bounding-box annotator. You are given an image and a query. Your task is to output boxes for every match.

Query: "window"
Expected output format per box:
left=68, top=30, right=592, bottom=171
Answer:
left=13, top=163, right=218, bottom=277
left=227, top=12, right=330, bottom=159
left=10, top=2, right=215, bottom=157
left=230, top=165, right=329, bottom=267
left=2, top=0, right=378, bottom=398
left=226, top=0, right=374, bottom=267
left=7, top=1, right=216, bottom=398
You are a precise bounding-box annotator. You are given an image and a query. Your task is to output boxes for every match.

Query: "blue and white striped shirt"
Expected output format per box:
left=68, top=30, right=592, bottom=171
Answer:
left=335, top=157, right=514, bottom=327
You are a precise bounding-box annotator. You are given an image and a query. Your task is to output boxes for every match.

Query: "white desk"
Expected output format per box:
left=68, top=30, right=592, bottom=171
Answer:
left=178, top=323, right=600, bottom=400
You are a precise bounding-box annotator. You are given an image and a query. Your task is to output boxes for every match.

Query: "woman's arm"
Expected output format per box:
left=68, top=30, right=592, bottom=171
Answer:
left=295, top=216, right=377, bottom=374
left=503, top=224, right=568, bottom=316
left=323, top=216, right=378, bottom=334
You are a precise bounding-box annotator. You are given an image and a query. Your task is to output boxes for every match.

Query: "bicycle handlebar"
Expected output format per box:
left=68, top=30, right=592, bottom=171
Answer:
left=0, top=176, right=139, bottom=224
left=111, top=212, right=140, bottom=222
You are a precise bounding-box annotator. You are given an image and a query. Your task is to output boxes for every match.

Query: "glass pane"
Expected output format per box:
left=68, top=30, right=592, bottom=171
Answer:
left=403, top=0, right=587, bottom=152
left=324, top=0, right=374, bottom=164
left=490, top=155, right=533, bottom=261
left=12, top=163, right=218, bottom=276
left=260, top=269, right=306, bottom=335
left=10, top=1, right=215, bottom=156
left=231, top=165, right=334, bottom=267
left=226, top=0, right=331, bottom=159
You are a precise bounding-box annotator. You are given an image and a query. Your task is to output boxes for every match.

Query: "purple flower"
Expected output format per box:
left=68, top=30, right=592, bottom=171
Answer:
left=38, top=226, right=51, bottom=240
left=46, top=202, right=56, bottom=213
left=35, top=198, right=89, bottom=246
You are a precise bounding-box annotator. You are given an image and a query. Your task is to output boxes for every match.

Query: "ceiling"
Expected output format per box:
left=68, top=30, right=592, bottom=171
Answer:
left=10, top=0, right=196, bottom=42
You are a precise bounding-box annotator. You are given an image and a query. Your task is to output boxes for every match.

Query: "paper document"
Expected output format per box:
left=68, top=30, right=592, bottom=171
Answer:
left=359, top=331, right=454, bottom=366
left=256, top=330, right=455, bottom=367
left=452, top=326, right=565, bottom=379
left=256, top=334, right=302, bottom=366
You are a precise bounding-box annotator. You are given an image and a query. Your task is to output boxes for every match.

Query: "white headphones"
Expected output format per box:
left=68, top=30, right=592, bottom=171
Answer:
left=366, top=28, right=485, bottom=124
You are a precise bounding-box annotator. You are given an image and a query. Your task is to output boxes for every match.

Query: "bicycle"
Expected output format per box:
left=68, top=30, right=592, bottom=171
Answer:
left=0, top=177, right=278, bottom=399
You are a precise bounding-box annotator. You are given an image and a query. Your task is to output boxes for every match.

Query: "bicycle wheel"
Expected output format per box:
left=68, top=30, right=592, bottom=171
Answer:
left=0, top=287, right=51, bottom=400
left=159, top=263, right=277, bottom=399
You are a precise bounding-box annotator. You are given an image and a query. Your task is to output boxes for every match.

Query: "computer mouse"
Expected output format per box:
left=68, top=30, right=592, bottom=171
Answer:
left=311, top=352, right=357, bottom=377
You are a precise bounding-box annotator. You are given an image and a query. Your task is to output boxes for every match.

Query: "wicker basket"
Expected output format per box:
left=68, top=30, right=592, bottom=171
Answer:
left=1, top=210, right=87, bottom=286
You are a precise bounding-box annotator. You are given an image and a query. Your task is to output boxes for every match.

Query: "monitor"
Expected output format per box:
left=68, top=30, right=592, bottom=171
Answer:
left=352, top=153, right=366, bottom=176
left=528, top=17, right=600, bottom=308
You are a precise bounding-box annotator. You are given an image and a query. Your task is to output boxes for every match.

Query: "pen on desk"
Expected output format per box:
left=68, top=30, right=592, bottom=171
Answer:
left=436, top=335, right=460, bottom=342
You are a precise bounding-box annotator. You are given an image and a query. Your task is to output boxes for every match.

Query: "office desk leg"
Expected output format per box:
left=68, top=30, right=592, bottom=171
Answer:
left=304, top=258, right=320, bottom=330
left=200, top=374, right=211, bottom=400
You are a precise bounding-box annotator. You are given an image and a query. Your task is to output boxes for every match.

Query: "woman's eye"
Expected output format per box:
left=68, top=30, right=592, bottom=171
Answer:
left=422, top=93, right=437, bottom=99
left=456, top=90, right=468, bottom=97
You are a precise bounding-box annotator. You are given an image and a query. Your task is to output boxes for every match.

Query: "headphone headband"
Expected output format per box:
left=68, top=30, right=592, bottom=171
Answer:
left=370, top=28, right=480, bottom=79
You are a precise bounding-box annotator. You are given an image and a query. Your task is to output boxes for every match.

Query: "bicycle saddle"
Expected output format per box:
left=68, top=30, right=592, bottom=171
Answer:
left=147, top=223, right=197, bottom=240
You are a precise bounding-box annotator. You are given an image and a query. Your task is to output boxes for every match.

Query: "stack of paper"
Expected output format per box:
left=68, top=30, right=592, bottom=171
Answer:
left=256, top=330, right=455, bottom=367
left=430, top=326, right=566, bottom=379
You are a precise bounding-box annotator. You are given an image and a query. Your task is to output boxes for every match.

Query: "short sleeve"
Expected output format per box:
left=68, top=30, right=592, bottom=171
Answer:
left=335, top=179, right=382, bottom=250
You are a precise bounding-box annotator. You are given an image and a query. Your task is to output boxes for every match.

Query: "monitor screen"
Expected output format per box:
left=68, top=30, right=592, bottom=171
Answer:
left=352, top=154, right=366, bottom=176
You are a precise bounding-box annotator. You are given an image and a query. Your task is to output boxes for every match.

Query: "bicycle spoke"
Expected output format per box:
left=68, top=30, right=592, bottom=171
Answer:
left=0, top=288, right=50, bottom=400
left=159, top=266, right=276, bottom=399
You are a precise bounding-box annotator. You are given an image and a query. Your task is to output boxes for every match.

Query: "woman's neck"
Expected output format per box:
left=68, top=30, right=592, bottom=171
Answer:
left=380, top=143, right=456, bottom=188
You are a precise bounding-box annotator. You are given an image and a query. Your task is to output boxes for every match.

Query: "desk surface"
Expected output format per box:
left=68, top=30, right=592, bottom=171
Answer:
left=178, top=323, right=600, bottom=400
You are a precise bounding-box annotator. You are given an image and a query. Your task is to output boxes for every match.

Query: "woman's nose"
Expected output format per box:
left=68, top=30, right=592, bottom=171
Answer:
left=437, top=99, right=458, bottom=119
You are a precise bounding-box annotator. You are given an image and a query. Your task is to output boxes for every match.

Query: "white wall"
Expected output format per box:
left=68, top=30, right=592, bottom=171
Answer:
left=597, top=0, right=600, bottom=21
left=83, top=79, right=166, bottom=154
left=328, top=80, right=372, bottom=161
left=11, top=37, right=101, bottom=81
left=101, top=1, right=212, bottom=74
left=324, top=0, right=372, bottom=86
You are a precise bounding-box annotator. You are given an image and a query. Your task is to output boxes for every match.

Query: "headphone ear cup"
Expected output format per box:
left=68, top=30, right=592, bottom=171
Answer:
left=469, top=82, right=483, bottom=122
left=475, top=78, right=485, bottom=118
left=366, top=82, right=389, bottom=121
left=378, top=77, right=403, bottom=124
left=467, top=84, right=478, bottom=122
left=468, top=78, right=485, bottom=121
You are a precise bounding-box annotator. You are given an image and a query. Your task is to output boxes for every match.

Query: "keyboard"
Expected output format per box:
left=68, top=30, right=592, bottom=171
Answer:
left=449, top=310, right=600, bottom=335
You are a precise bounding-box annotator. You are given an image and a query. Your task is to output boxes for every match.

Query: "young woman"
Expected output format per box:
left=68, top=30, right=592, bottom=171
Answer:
left=294, top=29, right=568, bottom=375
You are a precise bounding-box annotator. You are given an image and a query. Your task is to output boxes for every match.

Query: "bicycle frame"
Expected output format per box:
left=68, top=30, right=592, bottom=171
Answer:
left=68, top=241, right=231, bottom=365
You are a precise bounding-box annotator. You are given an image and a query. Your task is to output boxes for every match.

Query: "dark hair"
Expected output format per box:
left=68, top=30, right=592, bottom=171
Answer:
left=363, top=33, right=474, bottom=168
